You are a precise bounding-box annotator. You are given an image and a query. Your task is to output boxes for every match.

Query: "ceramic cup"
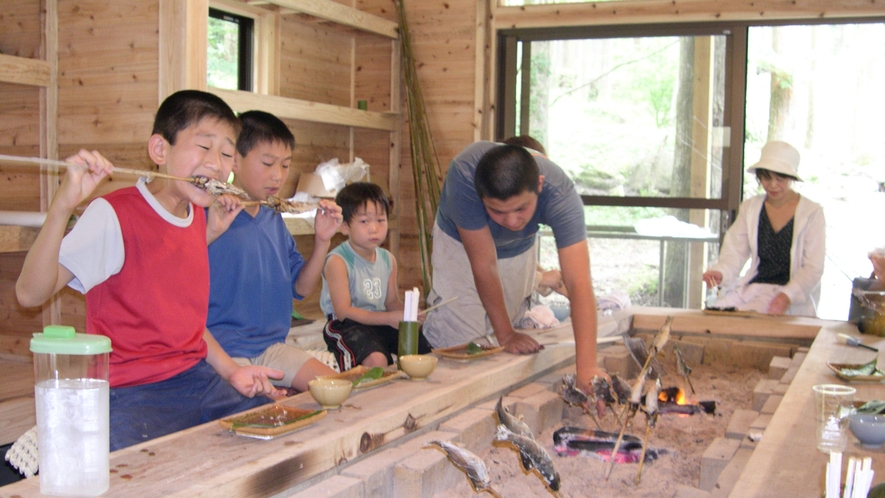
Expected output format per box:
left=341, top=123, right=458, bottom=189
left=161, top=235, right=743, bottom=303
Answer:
left=812, top=384, right=856, bottom=453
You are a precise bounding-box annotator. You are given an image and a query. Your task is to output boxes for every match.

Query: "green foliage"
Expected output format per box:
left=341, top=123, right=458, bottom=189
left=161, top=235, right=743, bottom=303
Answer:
left=207, top=17, right=239, bottom=90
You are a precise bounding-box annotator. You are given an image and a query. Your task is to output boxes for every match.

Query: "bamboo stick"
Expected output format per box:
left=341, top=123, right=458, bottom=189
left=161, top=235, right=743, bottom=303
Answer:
left=0, top=153, right=189, bottom=183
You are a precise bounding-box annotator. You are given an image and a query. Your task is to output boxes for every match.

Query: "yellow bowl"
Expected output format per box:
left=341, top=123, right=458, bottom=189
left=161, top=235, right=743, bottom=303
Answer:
left=308, top=378, right=352, bottom=409
left=399, top=355, right=438, bottom=381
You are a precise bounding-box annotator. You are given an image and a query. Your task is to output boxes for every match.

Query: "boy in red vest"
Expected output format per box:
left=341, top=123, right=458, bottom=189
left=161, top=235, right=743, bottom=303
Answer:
left=17, top=90, right=284, bottom=450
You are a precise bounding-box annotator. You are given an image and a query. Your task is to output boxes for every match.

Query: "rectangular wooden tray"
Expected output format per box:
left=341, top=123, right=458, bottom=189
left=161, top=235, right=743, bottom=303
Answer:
left=218, top=404, right=326, bottom=439
left=827, top=362, right=885, bottom=382
left=432, top=342, right=504, bottom=361
left=318, top=365, right=405, bottom=390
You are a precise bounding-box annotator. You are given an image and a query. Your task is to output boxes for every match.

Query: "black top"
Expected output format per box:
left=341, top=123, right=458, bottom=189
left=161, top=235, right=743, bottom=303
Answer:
left=750, top=205, right=793, bottom=286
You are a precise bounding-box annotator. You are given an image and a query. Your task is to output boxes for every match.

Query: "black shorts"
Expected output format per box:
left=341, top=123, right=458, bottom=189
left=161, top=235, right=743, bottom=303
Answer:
left=323, top=318, right=431, bottom=372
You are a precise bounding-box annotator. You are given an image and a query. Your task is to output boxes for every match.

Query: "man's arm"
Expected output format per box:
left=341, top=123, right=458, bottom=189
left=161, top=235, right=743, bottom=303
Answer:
left=558, top=241, right=608, bottom=393
left=457, top=225, right=540, bottom=354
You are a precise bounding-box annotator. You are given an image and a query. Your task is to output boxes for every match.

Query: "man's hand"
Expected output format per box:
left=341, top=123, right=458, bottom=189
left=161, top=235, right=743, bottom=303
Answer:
left=499, top=331, right=542, bottom=354
left=702, top=270, right=723, bottom=288
left=227, top=365, right=286, bottom=398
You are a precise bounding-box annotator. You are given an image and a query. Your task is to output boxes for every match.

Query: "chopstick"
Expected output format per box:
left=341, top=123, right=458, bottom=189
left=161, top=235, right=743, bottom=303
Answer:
left=0, top=153, right=190, bottom=183
left=418, top=296, right=458, bottom=316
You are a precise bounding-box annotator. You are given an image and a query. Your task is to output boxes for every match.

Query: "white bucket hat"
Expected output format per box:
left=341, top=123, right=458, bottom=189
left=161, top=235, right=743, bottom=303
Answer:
left=746, top=141, right=801, bottom=181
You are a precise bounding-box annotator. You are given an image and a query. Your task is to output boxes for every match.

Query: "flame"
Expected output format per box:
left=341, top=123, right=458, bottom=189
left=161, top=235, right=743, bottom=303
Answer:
left=675, top=388, right=688, bottom=405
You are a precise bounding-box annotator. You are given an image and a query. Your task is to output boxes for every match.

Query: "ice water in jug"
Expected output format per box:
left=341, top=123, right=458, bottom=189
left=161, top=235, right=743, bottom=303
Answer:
left=31, top=325, right=112, bottom=496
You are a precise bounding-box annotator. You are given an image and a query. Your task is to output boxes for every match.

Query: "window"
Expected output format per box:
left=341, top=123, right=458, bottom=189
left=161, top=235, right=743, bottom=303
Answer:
left=501, top=20, right=885, bottom=319
left=208, top=8, right=254, bottom=92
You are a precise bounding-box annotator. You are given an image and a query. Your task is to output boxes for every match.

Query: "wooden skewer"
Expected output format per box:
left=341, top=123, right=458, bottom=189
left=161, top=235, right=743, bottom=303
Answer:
left=418, top=296, right=458, bottom=316
left=0, top=153, right=191, bottom=183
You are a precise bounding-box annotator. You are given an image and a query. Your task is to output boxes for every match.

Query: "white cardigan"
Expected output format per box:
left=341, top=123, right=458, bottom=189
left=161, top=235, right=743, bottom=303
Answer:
left=709, top=193, right=826, bottom=316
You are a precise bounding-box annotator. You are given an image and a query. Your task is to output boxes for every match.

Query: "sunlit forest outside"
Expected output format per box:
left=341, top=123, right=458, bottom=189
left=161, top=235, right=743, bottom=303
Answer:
left=528, top=23, right=885, bottom=320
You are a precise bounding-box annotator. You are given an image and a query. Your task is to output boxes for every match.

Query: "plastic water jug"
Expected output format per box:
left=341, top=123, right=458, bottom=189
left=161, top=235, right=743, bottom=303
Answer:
left=31, top=325, right=112, bottom=496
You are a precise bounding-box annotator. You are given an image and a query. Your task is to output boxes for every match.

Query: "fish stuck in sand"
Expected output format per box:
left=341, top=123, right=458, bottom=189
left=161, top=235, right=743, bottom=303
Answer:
left=622, top=334, right=665, bottom=379
left=649, top=316, right=673, bottom=357
left=494, top=424, right=561, bottom=494
left=674, top=344, right=695, bottom=394
left=604, top=374, right=646, bottom=481
left=495, top=396, right=534, bottom=439
left=559, top=374, right=601, bottom=429
left=636, top=378, right=662, bottom=485
left=424, top=440, right=502, bottom=497
left=592, top=375, right=619, bottom=422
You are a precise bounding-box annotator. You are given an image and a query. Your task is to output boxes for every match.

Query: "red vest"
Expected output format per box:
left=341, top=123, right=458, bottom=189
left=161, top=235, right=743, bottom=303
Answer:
left=86, top=187, right=209, bottom=387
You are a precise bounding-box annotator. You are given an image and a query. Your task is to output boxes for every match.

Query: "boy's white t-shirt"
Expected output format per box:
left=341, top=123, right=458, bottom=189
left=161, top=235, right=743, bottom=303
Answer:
left=59, top=178, right=194, bottom=293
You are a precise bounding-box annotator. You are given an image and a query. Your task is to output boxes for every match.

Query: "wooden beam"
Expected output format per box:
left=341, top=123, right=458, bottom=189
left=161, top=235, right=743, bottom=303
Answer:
left=0, top=54, right=50, bottom=87
left=214, top=88, right=400, bottom=131
left=159, top=0, right=209, bottom=102
left=249, top=0, right=398, bottom=39
left=0, top=226, right=39, bottom=253
left=40, top=0, right=60, bottom=327
left=493, top=0, right=885, bottom=29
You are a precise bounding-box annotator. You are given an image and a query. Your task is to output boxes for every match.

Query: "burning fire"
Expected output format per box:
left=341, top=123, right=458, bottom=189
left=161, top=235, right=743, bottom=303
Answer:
left=658, top=387, right=689, bottom=405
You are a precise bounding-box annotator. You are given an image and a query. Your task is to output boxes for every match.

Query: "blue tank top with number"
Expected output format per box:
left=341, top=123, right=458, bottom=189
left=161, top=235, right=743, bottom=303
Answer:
left=319, top=241, right=392, bottom=319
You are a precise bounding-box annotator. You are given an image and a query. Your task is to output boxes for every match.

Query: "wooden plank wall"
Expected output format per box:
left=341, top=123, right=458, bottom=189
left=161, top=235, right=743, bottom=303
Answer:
left=0, top=0, right=402, bottom=338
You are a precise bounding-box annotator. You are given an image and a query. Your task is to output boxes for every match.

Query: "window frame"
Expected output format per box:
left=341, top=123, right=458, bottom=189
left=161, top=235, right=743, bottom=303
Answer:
left=208, top=7, right=255, bottom=92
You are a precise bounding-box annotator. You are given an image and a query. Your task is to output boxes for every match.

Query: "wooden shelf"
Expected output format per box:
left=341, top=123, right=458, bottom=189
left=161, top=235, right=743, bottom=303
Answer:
left=0, top=53, right=51, bottom=87
left=215, top=89, right=400, bottom=131
left=250, top=0, right=398, bottom=38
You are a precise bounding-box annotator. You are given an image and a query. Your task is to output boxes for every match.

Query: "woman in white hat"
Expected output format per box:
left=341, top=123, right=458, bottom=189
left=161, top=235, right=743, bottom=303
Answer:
left=702, top=141, right=826, bottom=316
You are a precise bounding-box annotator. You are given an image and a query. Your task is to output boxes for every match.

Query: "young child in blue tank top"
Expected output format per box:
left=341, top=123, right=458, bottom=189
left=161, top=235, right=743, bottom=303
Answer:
left=320, top=182, right=431, bottom=371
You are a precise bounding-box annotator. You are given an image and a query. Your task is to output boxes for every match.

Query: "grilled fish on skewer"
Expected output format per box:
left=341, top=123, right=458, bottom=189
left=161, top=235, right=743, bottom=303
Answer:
left=189, top=175, right=250, bottom=197
left=495, top=424, right=561, bottom=494
left=675, top=344, right=696, bottom=394
left=424, top=441, right=501, bottom=497
left=495, top=397, right=533, bottom=439
left=610, top=374, right=632, bottom=405
left=649, top=316, right=673, bottom=357
left=559, top=375, right=600, bottom=429
left=622, top=334, right=665, bottom=379
left=605, top=374, right=646, bottom=480
left=242, top=197, right=320, bottom=215
left=592, top=375, right=617, bottom=419
left=636, top=378, right=662, bottom=485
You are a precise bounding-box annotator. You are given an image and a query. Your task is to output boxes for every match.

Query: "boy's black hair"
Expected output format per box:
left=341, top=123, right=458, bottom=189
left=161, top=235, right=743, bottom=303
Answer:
left=236, top=110, right=296, bottom=157
left=335, top=182, right=390, bottom=223
left=502, top=135, right=546, bottom=155
left=152, top=90, right=241, bottom=145
left=474, top=144, right=540, bottom=201
left=755, top=168, right=798, bottom=182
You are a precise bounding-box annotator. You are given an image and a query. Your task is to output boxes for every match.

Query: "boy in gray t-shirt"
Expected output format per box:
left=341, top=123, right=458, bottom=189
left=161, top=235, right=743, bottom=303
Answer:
left=320, top=182, right=431, bottom=372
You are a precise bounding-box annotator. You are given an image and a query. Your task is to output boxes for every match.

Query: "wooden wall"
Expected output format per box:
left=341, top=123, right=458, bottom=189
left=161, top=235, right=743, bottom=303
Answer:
left=4, top=0, right=882, bottom=355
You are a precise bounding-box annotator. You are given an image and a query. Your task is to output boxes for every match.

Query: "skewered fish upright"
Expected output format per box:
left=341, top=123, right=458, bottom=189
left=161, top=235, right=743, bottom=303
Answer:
left=675, top=344, right=695, bottom=394
left=559, top=374, right=598, bottom=428
left=494, top=424, right=561, bottom=494
left=424, top=440, right=501, bottom=497
left=636, top=378, right=662, bottom=484
left=622, top=334, right=665, bottom=379
left=495, top=396, right=534, bottom=439
left=591, top=375, right=618, bottom=421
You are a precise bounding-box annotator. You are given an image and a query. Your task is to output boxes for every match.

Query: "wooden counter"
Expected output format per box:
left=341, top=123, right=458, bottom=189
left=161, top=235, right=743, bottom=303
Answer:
left=731, top=318, right=885, bottom=497
left=0, top=324, right=582, bottom=497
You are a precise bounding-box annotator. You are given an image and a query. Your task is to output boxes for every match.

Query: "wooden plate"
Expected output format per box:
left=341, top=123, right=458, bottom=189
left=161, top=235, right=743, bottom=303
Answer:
left=433, top=343, right=504, bottom=361
left=827, top=362, right=885, bottom=382
left=318, top=365, right=405, bottom=391
left=219, top=404, right=326, bottom=439
left=702, top=308, right=759, bottom=318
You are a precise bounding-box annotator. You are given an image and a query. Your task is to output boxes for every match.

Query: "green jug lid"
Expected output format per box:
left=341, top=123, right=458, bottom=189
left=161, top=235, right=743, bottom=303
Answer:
left=30, top=325, right=112, bottom=355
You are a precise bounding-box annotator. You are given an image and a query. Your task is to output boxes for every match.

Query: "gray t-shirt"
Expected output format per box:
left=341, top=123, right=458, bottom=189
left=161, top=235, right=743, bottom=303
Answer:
left=320, top=241, right=393, bottom=319
left=435, top=141, right=587, bottom=259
